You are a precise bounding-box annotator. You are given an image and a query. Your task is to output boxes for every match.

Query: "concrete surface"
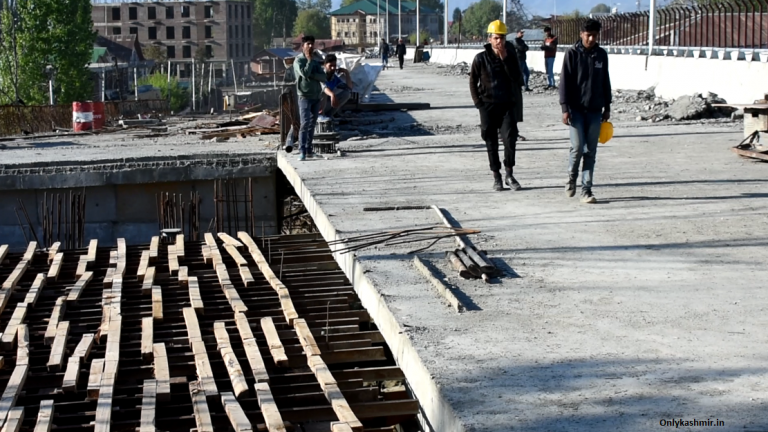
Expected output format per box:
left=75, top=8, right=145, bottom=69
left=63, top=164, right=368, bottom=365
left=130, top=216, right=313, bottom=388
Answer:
left=283, top=61, right=768, bottom=431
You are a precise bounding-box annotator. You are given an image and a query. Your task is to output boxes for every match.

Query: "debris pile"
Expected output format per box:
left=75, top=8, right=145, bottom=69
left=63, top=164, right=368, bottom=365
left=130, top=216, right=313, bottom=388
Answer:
left=612, top=88, right=737, bottom=122
left=435, top=62, right=471, bottom=76
left=526, top=71, right=559, bottom=93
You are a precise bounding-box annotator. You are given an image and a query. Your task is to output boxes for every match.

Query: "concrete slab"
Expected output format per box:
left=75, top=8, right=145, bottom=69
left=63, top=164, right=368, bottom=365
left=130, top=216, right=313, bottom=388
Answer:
left=281, top=63, right=768, bottom=431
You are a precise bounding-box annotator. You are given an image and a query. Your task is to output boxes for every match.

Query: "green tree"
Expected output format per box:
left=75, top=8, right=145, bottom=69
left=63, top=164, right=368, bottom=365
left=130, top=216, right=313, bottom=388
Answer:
left=254, top=0, right=298, bottom=49
left=452, top=7, right=462, bottom=23
left=194, top=46, right=212, bottom=63
left=139, top=72, right=188, bottom=112
left=408, top=29, right=430, bottom=45
left=559, top=9, right=584, bottom=18
left=293, top=8, right=331, bottom=38
left=460, top=0, right=502, bottom=38
left=341, top=0, right=357, bottom=6
left=296, top=0, right=332, bottom=14
left=144, top=45, right=167, bottom=63
left=589, top=3, right=611, bottom=13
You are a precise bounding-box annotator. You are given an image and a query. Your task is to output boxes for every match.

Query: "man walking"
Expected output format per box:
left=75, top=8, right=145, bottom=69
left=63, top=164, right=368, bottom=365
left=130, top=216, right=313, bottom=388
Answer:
left=320, top=54, right=353, bottom=118
left=395, top=39, right=407, bottom=69
left=293, top=35, right=327, bottom=161
left=559, top=19, right=611, bottom=203
left=511, top=29, right=531, bottom=92
left=380, top=38, right=390, bottom=70
left=469, top=20, right=524, bottom=192
left=540, top=26, right=558, bottom=89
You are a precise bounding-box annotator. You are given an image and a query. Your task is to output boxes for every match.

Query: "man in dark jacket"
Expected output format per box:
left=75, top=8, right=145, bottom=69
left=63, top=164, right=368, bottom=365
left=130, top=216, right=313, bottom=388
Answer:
left=512, top=30, right=531, bottom=92
left=395, top=39, right=407, bottom=69
left=293, top=35, right=327, bottom=161
left=540, top=26, right=558, bottom=89
left=469, top=20, right=525, bottom=191
left=559, top=19, right=611, bottom=203
left=379, top=38, right=389, bottom=70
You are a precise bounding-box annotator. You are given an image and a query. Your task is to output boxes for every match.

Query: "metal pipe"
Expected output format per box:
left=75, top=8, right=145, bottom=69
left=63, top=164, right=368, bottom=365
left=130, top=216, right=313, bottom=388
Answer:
left=648, top=0, right=656, bottom=69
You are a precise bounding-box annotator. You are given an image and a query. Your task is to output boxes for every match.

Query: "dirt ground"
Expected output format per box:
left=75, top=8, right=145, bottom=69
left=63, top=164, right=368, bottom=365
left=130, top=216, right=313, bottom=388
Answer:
left=285, top=61, right=768, bottom=431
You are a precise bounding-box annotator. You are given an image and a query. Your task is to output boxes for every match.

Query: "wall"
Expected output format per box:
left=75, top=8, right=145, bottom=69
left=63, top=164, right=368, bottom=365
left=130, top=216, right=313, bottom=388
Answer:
left=408, top=46, right=768, bottom=104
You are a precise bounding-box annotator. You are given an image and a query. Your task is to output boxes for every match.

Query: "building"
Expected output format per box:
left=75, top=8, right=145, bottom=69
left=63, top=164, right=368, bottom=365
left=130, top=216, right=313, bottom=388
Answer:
left=91, top=0, right=253, bottom=83
left=250, top=48, right=296, bottom=83
left=91, top=34, right=155, bottom=100
left=329, top=0, right=439, bottom=46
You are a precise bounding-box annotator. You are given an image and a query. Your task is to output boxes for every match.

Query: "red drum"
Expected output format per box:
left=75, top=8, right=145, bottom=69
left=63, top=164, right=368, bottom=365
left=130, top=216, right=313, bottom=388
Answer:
left=72, top=101, right=93, bottom=132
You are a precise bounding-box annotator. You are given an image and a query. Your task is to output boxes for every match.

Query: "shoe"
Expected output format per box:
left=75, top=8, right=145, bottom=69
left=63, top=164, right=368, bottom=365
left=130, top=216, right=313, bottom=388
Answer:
left=306, top=149, right=315, bottom=158
left=298, top=153, right=306, bottom=161
left=525, top=87, right=532, bottom=92
left=565, top=178, right=576, bottom=197
left=492, top=172, right=504, bottom=191
left=580, top=190, right=597, bottom=204
left=505, top=171, right=521, bottom=190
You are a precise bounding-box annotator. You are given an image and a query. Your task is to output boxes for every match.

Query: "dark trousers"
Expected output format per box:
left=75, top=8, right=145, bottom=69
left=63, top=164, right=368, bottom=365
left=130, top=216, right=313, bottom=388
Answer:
left=479, top=102, right=518, bottom=172
left=398, top=54, right=404, bottom=69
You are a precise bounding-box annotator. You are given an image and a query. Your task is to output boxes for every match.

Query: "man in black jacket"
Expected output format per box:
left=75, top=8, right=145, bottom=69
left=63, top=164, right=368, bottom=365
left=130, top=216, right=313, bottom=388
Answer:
left=469, top=20, right=524, bottom=192
left=511, top=30, right=531, bottom=92
left=395, top=39, right=407, bottom=69
left=559, top=19, right=611, bottom=204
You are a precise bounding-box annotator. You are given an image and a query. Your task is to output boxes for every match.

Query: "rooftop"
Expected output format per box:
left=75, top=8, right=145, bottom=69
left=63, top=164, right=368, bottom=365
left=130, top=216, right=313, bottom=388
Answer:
left=330, top=0, right=436, bottom=16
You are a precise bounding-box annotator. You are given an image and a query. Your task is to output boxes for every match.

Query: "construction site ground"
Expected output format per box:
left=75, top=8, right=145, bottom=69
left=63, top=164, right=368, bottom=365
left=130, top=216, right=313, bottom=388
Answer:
left=282, top=61, right=768, bottom=431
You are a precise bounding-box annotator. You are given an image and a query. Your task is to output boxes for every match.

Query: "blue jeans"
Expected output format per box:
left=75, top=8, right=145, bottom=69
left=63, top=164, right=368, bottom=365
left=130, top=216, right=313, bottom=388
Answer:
left=568, top=110, right=602, bottom=192
left=298, top=96, right=320, bottom=155
left=545, top=57, right=556, bottom=87
left=382, top=55, right=388, bottom=68
left=519, top=60, right=530, bottom=88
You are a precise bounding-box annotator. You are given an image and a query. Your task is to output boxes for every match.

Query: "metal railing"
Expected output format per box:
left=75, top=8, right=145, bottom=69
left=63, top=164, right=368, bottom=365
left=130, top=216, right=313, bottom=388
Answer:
left=551, top=0, right=768, bottom=49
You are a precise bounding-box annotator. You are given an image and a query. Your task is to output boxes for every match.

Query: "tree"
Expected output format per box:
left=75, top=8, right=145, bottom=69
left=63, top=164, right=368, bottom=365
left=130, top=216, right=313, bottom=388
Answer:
left=254, top=0, right=298, bottom=49
left=460, top=0, right=502, bottom=38
left=408, top=29, right=430, bottom=45
left=589, top=3, right=611, bottom=13
left=194, top=46, right=212, bottom=63
left=296, top=0, right=332, bottom=14
left=139, top=72, right=188, bottom=112
left=144, top=45, right=167, bottom=63
left=559, top=9, right=585, bottom=19
left=452, top=6, right=462, bottom=23
left=293, top=8, right=331, bottom=38
left=341, top=0, right=357, bottom=6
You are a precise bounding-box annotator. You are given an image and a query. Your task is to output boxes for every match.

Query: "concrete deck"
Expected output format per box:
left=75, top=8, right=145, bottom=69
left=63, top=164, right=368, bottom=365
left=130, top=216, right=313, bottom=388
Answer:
left=281, top=62, right=768, bottom=431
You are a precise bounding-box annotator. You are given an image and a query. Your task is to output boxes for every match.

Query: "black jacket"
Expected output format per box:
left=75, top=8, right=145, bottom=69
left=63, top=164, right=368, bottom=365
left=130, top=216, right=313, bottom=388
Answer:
left=469, top=42, right=524, bottom=122
left=559, top=41, right=612, bottom=114
left=395, top=43, right=407, bottom=56
left=512, top=37, right=528, bottom=62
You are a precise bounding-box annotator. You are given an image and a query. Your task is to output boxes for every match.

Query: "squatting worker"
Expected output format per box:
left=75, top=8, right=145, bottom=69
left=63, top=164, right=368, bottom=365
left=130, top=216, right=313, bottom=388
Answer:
left=395, top=38, right=407, bottom=70
left=320, top=54, right=353, bottom=118
left=559, top=19, right=612, bottom=204
left=293, top=35, right=327, bottom=161
left=469, top=20, right=525, bottom=192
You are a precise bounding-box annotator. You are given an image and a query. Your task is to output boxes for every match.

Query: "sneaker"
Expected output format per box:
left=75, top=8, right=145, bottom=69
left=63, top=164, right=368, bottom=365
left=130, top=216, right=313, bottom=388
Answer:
left=493, top=172, right=504, bottom=191
left=565, top=179, right=576, bottom=197
left=298, top=153, right=306, bottom=161
left=525, top=87, right=532, bottom=92
left=505, top=173, right=522, bottom=191
left=306, top=149, right=316, bottom=158
left=580, top=190, right=597, bottom=204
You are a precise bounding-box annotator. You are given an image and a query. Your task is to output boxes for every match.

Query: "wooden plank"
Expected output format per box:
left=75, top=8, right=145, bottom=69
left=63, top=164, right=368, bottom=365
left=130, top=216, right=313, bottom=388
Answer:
left=331, top=422, right=354, bottom=432
left=47, top=253, right=63, bottom=281
left=72, top=333, right=95, bottom=361
left=1, top=304, right=27, bottom=350
left=294, top=318, right=321, bottom=357
left=213, top=322, right=248, bottom=398
left=221, top=392, right=253, bottom=432
left=61, top=356, right=80, bottom=392
left=307, top=355, right=362, bottom=431
left=137, top=250, right=150, bottom=277
left=168, top=245, right=179, bottom=274
left=94, top=374, right=115, bottom=432
left=86, top=239, right=98, bottom=262
left=142, top=266, right=155, bottom=295
left=222, top=283, right=248, bottom=313
left=188, top=276, right=204, bottom=313
left=66, top=271, right=94, bottom=302
left=87, top=358, right=104, bottom=400
left=44, top=297, right=66, bottom=345
left=224, top=244, right=248, bottom=266
left=47, top=321, right=69, bottom=372
left=47, top=242, right=60, bottom=264
left=255, top=383, right=287, bottom=432
left=277, top=287, right=299, bottom=325
left=15, top=325, right=29, bottom=366
left=260, top=317, right=289, bottom=367
left=183, top=307, right=203, bottom=345
left=204, top=232, right=217, bottom=247
left=2, top=406, right=23, bottom=432
left=23, top=273, right=46, bottom=306
left=152, top=285, right=163, bottom=321
left=234, top=313, right=270, bottom=384
left=178, top=266, right=189, bottom=287
left=22, top=241, right=37, bottom=262
left=115, top=238, right=127, bottom=278
left=152, top=343, right=171, bottom=401
left=0, top=364, right=29, bottom=428
left=149, top=236, right=159, bottom=262
left=412, top=256, right=466, bottom=313
left=189, top=381, right=214, bottom=432
left=175, top=234, right=185, bottom=260
left=192, top=340, right=218, bottom=398
left=142, top=317, right=154, bottom=362
left=239, top=266, right=255, bottom=287
left=139, top=380, right=157, bottom=432
left=33, top=400, right=54, bottom=432
left=2, top=260, right=29, bottom=290
left=76, top=256, right=88, bottom=278
left=218, top=232, right=244, bottom=248
left=235, top=312, right=255, bottom=340
left=0, top=291, right=9, bottom=317
left=0, top=245, right=7, bottom=265
left=102, top=267, right=115, bottom=288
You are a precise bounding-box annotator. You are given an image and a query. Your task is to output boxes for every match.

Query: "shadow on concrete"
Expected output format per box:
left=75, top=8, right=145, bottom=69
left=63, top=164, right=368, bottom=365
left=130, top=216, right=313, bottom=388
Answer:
left=490, top=257, right=520, bottom=279
left=602, top=192, right=768, bottom=203
left=495, top=236, right=768, bottom=255
left=417, top=253, right=482, bottom=311
left=3, top=140, right=84, bottom=149
left=603, top=178, right=768, bottom=188
left=614, top=129, right=738, bottom=139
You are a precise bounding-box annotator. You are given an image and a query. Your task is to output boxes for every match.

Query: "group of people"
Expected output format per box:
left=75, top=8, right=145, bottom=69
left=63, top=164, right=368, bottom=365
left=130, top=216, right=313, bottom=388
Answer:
left=379, top=38, right=408, bottom=70
left=470, top=19, right=611, bottom=203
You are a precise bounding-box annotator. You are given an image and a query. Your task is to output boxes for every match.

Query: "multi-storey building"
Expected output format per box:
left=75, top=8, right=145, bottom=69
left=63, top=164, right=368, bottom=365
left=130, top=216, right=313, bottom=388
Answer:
left=91, top=0, right=253, bottom=83
left=330, top=0, right=439, bottom=46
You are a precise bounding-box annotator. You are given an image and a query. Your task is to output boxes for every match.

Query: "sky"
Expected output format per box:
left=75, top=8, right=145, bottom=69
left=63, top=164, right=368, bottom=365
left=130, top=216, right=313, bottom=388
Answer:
left=330, top=0, right=653, bottom=18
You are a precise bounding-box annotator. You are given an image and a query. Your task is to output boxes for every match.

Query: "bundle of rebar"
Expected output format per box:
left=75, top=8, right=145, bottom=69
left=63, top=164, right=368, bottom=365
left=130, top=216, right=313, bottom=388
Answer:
left=156, top=191, right=202, bottom=241
left=22, top=190, right=87, bottom=249
left=213, top=178, right=255, bottom=237
left=327, top=225, right=481, bottom=254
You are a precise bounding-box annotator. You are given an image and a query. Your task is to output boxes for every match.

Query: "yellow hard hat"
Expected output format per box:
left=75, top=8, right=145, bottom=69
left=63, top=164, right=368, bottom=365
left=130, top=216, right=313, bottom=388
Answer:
left=599, top=121, right=614, bottom=144
left=487, top=20, right=508, bottom=35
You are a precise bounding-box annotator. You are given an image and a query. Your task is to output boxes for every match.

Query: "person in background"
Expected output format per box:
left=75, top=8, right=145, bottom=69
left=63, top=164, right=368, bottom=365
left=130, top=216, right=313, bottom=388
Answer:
left=512, top=29, right=531, bottom=92
left=293, top=35, right=327, bottom=161
left=559, top=19, right=611, bottom=204
left=540, top=26, right=558, bottom=89
left=469, top=20, right=525, bottom=192
left=320, top=54, right=353, bottom=118
left=395, top=39, right=407, bottom=70
left=380, top=38, right=390, bottom=70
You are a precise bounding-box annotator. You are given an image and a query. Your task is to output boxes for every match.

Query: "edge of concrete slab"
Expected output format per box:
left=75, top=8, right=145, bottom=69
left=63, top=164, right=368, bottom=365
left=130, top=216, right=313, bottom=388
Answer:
left=277, top=153, right=465, bottom=432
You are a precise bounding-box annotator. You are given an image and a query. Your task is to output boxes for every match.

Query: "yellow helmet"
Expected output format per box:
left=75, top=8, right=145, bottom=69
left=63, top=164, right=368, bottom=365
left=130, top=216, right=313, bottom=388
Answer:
left=487, top=20, right=508, bottom=35
left=599, top=121, right=614, bottom=144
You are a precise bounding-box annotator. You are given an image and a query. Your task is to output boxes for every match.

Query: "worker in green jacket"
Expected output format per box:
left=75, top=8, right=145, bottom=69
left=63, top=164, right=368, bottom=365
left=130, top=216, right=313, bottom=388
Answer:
left=293, top=35, right=327, bottom=161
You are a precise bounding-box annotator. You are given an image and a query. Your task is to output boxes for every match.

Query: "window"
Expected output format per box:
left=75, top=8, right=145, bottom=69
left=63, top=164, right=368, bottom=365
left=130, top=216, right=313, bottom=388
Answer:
left=336, top=31, right=341, bottom=37
left=129, top=7, right=137, bottom=20
left=166, top=26, right=175, bottom=39
left=111, top=27, right=121, bottom=35
left=181, top=5, right=190, bottom=18
left=182, top=26, right=191, bottom=39
left=234, top=5, right=238, bottom=19
left=167, top=46, right=176, bottom=58
left=248, top=44, right=251, bottom=56
left=229, top=26, right=232, bottom=38
left=130, top=27, right=138, bottom=35
left=235, top=44, right=239, bottom=57
left=148, top=7, right=156, bottom=19
left=148, top=27, right=157, bottom=40
left=352, top=31, right=356, bottom=37
left=206, top=45, right=213, bottom=57
left=205, top=26, right=213, bottom=38
left=229, top=43, right=233, bottom=55
left=247, top=6, right=251, bottom=19
left=262, top=61, right=270, bottom=73
left=111, top=7, right=120, bottom=20
left=205, top=5, right=213, bottom=18
left=166, top=6, right=174, bottom=19
left=183, top=45, right=192, bottom=58
left=228, top=5, right=232, bottom=19
left=235, top=25, right=239, bottom=38
left=247, top=25, right=251, bottom=39
left=344, top=32, right=349, bottom=37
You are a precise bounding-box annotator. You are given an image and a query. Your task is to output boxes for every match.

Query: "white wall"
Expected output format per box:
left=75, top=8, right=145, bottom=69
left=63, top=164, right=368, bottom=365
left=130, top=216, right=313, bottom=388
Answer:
left=407, top=47, right=768, bottom=104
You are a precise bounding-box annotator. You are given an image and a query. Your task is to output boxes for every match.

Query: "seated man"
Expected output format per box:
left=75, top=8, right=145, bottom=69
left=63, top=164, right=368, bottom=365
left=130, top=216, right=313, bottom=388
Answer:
left=320, top=54, right=353, bottom=118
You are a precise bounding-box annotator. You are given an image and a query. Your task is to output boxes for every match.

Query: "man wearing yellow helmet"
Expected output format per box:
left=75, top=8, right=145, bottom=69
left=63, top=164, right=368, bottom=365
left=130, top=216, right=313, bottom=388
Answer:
left=469, top=20, right=525, bottom=192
